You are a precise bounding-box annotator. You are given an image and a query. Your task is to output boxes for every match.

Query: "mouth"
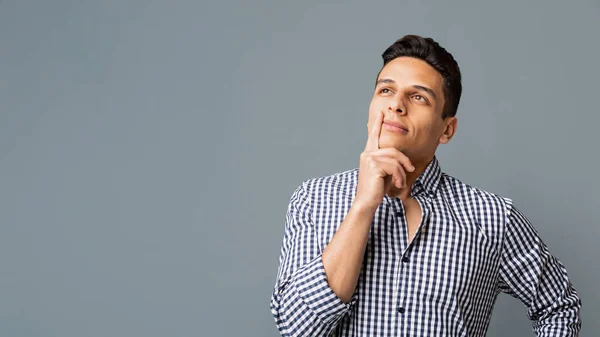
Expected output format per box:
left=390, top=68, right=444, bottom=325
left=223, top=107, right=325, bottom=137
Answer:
left=383, top=121, right=409, bottom=134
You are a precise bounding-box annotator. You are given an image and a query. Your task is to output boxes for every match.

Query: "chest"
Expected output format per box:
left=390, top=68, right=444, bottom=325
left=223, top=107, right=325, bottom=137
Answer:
left=359, top=197, right=504, bottom=298
left=402, top=198, right=422, bottom=243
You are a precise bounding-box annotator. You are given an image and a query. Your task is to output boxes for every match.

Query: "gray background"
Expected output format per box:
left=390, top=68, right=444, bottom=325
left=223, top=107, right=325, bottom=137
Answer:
left=1, top=0, right=598, bottom=336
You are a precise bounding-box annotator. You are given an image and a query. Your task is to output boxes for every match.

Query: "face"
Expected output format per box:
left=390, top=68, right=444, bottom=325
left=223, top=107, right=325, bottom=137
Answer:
left=368, top=56, right=457, bottom=161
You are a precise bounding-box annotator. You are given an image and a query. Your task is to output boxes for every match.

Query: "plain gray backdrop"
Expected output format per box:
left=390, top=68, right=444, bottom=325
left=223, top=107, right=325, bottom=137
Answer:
left=1, top=0, right=598, bottom=336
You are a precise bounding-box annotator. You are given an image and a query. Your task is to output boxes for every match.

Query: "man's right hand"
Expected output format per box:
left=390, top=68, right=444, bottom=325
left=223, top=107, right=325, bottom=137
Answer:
left=353, top=111, right=415, bottom=211
left=321, top=110, right=414, bottom=303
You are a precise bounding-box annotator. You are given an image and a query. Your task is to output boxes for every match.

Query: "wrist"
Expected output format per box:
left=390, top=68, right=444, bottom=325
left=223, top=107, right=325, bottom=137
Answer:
left=350, top=200, right=379, bottom=217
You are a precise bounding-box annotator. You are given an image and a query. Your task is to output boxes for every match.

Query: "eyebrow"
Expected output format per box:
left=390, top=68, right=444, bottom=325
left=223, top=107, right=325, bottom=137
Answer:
left=376, top=78, right=438, bottom=101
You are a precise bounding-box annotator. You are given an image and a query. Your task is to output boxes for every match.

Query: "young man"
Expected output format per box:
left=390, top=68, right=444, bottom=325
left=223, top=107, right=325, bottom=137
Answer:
left=270, top=35, right=582, bottom=337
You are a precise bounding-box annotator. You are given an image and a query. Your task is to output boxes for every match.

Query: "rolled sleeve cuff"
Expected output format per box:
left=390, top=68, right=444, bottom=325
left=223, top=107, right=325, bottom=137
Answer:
left=293, top=254, right=358, bottom=325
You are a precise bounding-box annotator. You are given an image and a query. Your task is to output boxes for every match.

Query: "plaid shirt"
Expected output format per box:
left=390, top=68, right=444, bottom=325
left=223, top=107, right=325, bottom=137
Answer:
left=270, top=157, right=581, bottom=336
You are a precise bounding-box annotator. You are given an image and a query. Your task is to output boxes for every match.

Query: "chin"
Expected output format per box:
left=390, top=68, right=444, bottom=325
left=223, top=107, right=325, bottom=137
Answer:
left=378, top=136, right=408, bottom=151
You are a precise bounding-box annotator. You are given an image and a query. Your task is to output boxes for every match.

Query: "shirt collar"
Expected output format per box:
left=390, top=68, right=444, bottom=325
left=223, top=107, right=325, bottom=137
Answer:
left=410, top=156, right=442, bottom=199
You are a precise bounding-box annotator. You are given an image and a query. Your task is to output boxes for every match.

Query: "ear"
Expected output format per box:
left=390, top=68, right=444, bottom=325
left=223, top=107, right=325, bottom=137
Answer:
left=439, top=117, right=457, bottom=144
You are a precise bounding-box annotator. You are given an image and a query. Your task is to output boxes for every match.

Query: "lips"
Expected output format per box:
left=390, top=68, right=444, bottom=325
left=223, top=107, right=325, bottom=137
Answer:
left=383, top=120, right=409, bottom=133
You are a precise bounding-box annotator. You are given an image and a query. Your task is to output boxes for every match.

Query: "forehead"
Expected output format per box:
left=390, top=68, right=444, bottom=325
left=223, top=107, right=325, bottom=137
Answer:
left=377, top=57, right=444, bottom=92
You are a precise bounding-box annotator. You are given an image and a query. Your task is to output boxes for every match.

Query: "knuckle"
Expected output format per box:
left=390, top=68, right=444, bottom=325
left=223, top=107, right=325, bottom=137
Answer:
left=361, top=154, right=376, bottom=166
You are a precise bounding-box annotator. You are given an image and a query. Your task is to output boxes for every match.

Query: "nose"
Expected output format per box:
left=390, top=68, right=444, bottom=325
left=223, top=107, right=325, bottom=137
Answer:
left=388, top=104, right=405, bottom=114
left=388, top=97, right=406, bottom=114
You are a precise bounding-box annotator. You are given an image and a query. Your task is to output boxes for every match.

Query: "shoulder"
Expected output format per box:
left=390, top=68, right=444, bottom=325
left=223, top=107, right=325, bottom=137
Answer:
left=291, top=168, right=359, bottom=204
left=441, top=172, right=514, bottom=220
left=302, top=168, right=359, bottom=196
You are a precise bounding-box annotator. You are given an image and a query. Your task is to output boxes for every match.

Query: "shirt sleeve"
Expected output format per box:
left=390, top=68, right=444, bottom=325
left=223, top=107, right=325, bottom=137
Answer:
left=270, top=182, right=357, bottom=337
left=497, top=204, right=582, bottom=336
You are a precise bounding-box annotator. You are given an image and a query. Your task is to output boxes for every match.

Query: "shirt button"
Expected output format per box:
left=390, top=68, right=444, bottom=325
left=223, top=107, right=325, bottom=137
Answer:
left=402, top=256, right=410, bottom=263
left=397, top=307, right=405, bottom=314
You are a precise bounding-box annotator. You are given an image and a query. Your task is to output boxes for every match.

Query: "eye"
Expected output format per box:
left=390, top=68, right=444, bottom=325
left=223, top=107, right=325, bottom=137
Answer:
left=379, top=87, right=393, bottom=94
left=412, top=94, right=428, bottom=103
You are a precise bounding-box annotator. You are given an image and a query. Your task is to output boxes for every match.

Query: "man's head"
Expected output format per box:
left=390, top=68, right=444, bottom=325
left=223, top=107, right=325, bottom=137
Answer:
left=368, top=35, right=462, bottom=162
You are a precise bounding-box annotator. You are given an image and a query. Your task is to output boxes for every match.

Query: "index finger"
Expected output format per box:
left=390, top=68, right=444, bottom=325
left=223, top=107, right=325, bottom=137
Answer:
left=365, top=111, right=383, bottom=151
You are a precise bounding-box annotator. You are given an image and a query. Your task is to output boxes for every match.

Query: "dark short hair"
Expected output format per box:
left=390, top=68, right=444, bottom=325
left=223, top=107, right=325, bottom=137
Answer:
left=378, top=35, right=462, bottom=119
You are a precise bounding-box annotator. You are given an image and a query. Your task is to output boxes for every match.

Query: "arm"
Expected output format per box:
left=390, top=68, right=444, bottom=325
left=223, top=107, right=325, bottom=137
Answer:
left=497, top=204, right=582, bottom=336
left=321, top=109, right=415, bottom=303
left=269, top=182, right=361, bottom=337
left=270, top=111, right=414, bottom=336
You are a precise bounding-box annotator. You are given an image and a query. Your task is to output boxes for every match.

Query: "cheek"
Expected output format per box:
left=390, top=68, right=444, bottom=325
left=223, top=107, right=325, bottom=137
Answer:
left=420, top=122, right=445, bottom=142
left=412, top=119, right=441, bottom=140
left=369, top=95, right=387, bottom=111
left=367, top=102, right=379, bottom=129
left=368, top=101, right=377, bottom=116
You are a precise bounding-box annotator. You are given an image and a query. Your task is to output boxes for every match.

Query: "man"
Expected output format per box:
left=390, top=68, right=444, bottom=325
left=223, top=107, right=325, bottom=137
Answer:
left=270, top=35, right=582, bottom=336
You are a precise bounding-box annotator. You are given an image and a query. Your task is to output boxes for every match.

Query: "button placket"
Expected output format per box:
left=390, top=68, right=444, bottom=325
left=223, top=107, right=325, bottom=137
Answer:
left=391, top=197, right=409, bottom=320
left=396, top=194, right=433, bottom=317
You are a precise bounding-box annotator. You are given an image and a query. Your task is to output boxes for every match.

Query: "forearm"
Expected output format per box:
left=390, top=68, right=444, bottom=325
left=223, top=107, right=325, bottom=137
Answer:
left=322, top=202, right=376, bottom=303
